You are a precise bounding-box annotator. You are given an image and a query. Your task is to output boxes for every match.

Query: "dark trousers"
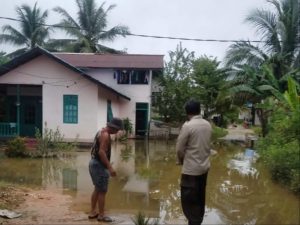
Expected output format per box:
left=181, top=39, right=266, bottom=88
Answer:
left=181, top=172, right=208, bottom=225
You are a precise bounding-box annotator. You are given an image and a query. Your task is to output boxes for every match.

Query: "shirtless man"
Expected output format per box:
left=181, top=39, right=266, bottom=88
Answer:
left=88, top=117, right=123, bottom=222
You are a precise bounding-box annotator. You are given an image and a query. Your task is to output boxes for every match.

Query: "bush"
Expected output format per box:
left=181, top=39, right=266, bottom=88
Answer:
left=256, top=106, right=300, bottom=193
left=252, top=126, right=262, bottom=136
left=119, top=118, right=133, bottom=141
left=34, top=124, right=77, bottom=158
left=211, top=124, right=228, bottom=143
left=123, top=117, right=133, bottom=135
left=5, top=137, right=28, bottom=158
left=258, top=140, right=300, bottom=193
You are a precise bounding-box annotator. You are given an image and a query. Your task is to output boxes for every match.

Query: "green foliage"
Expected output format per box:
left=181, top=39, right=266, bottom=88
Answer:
left=5, top=137, right=28, bottom=158
left=34, top=124, right=77, bottom=157
left=137, top=166, right=159, bottom=180
left=0, top=3, right=51, bottom=57
left=118, top=118, right=133, bottom=141
left=221, top=109, right=240, bottom=128
left=257, top=138, right=300, bottom=193
left=284, top=77, right=300, bottom=112
left=255, top=96, right=277, bottom=137
left=123, top=117, right=133, bottom=135
left=0, top=52, right=9, bottom=65
left=252, top=126, right=262, bottom=136
left=132, top=212, right=159, bottom=225
left=211, top=125, right=228, bottom=143
left=225, top=0, right=299, bottom=75
left=52, top=0, right=129, bottom=53
left=120, top=145, right=133, bottom=162
left=256, top=79, right=300, bottom=193
left=224, top=0, right=300, bottom=136
left=192, top=56, right=230, bottom=119
left=155, top=46, right=235, bottom=124
left=155, top=43, right=195, bottom=122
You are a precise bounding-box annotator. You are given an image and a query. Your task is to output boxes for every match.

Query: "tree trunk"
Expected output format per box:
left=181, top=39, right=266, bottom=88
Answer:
left=256, top=108, right=268, bottom=137
left=251, top=105, right=256, bottom=125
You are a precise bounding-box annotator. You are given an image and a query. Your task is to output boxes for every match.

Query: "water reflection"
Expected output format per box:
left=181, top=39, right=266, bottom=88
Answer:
left=0, top=141, right=299, bottom=224
left=62, top=168, right=78, bottom=191
left=207, top=144, right=299, bottom=224
left=0, top=154, right=77, bottom=188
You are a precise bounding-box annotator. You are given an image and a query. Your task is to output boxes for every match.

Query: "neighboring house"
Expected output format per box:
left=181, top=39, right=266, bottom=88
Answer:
left=0, top=47, right=163, bottom=142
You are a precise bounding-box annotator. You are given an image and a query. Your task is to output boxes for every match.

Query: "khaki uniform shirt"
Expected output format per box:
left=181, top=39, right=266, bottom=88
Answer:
left=176, top=115, right=212, bottom=176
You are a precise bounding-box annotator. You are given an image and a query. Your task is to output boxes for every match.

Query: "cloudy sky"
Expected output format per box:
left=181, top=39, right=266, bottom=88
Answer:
left=0, top=0, right=272, bottom=61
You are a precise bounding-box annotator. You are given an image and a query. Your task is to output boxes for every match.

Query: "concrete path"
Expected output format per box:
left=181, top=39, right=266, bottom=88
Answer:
left=220, top=125, right=256, bottom=142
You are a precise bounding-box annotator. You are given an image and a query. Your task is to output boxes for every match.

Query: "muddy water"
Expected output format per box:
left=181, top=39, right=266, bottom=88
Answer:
left=0, top=140, right=299, bottom=224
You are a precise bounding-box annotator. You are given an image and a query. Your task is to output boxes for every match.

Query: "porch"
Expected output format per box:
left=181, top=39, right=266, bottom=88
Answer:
left=0, top=84, right=42, bottom=138
left=0, top=122, right=18, bottom=137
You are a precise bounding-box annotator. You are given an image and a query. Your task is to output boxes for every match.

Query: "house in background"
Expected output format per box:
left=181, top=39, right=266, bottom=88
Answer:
left=0, top=47, right=163, bottom=142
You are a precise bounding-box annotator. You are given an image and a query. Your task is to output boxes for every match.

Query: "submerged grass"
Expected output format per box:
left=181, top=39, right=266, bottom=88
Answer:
left=131, top=211, right=159, bottom=225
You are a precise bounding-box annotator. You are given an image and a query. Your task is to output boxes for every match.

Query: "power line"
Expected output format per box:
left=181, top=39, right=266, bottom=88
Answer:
left=0, top=16, right=271, bottom=44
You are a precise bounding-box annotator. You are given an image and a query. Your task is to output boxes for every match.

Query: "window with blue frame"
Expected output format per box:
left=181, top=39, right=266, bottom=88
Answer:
left=63, top=95, right=78, bottom=124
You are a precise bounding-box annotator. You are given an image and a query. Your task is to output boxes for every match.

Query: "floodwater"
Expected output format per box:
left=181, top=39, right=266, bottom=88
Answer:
left=0, top=140, right=299, bottom=224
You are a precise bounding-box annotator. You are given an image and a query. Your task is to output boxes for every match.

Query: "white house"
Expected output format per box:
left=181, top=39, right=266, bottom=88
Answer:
left=0, top=47, right=164, bottom=142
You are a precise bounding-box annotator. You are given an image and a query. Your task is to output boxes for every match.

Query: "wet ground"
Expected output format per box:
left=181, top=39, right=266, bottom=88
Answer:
left=0, top=127, right=299, bottom=224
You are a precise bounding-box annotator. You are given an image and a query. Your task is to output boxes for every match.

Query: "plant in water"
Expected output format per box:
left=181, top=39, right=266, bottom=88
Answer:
left=123, top=117, right=133, bottom=135
left=34, top=122, right=77, bottom=157
left=132, top=211, right=159, bottom=225
left=120, top=145, right=134, bottom=162
left=137, top=166, right=159, bottom=180
left=119, top=117, right=133, bottom=141
left=211, top=125, right=228, bottom=143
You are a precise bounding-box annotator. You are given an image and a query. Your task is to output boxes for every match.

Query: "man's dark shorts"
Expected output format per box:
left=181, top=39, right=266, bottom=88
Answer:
left=89, top=158, right=109, bottom=192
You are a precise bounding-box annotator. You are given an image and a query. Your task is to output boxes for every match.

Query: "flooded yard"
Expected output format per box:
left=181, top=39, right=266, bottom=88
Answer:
left=0, top=140, right=299, bottom=224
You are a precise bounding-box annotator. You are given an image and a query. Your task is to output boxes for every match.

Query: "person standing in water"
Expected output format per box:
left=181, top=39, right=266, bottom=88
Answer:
left=176, top=99, right=212, bottom=225
left=88, top=117, right=123, bottom=222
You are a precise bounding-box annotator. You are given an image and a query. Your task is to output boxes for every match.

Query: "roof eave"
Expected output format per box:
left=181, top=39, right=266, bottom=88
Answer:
left=0, top=47, right=131, bottom=101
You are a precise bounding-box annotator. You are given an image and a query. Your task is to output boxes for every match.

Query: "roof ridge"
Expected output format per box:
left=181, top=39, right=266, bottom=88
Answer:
left=53, top=52, right=164, bottom=56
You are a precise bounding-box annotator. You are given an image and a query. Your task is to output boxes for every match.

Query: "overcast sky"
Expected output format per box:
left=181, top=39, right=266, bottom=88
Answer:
left=0, top=0, right=272, bottom=61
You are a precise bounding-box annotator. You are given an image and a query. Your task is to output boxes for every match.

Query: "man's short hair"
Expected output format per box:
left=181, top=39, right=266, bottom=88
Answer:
left=185, top=99, right=201, bottom=115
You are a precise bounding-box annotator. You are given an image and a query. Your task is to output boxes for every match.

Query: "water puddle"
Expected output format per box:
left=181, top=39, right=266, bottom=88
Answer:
left=0, top=140, right=299, bottom=224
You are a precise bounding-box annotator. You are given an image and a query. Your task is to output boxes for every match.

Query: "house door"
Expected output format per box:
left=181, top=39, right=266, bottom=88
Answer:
left=20, top=96, right=42, bottom=137
left=135, top=103, right=149, bottom=136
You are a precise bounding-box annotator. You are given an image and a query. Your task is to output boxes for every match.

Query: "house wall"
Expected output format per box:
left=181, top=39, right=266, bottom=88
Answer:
left=0, top=53, right=160, bottom=140
left=86, top=69, right=153, bottom=134
left=0, top=55, right=120, bottom=142
left=238, top=109, right=261, bottom=126
left=96, top=86, right=121, bottom=130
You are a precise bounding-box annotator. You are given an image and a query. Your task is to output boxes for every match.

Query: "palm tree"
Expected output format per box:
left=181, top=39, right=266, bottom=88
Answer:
left=0, top=52, right=9, bottom=65
left=0, top=3, right=51, bottom=58
left=224, top=0, right=299, bottom=135
left=225, top=0, right=299, bottom=88
left=51, top=0, right=129, bottom=53
left=228, top=64, right=283, bottom=136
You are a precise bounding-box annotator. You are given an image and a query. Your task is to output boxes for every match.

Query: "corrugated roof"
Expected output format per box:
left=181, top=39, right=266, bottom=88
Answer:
left=54, top=53, right=164, bottom=69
